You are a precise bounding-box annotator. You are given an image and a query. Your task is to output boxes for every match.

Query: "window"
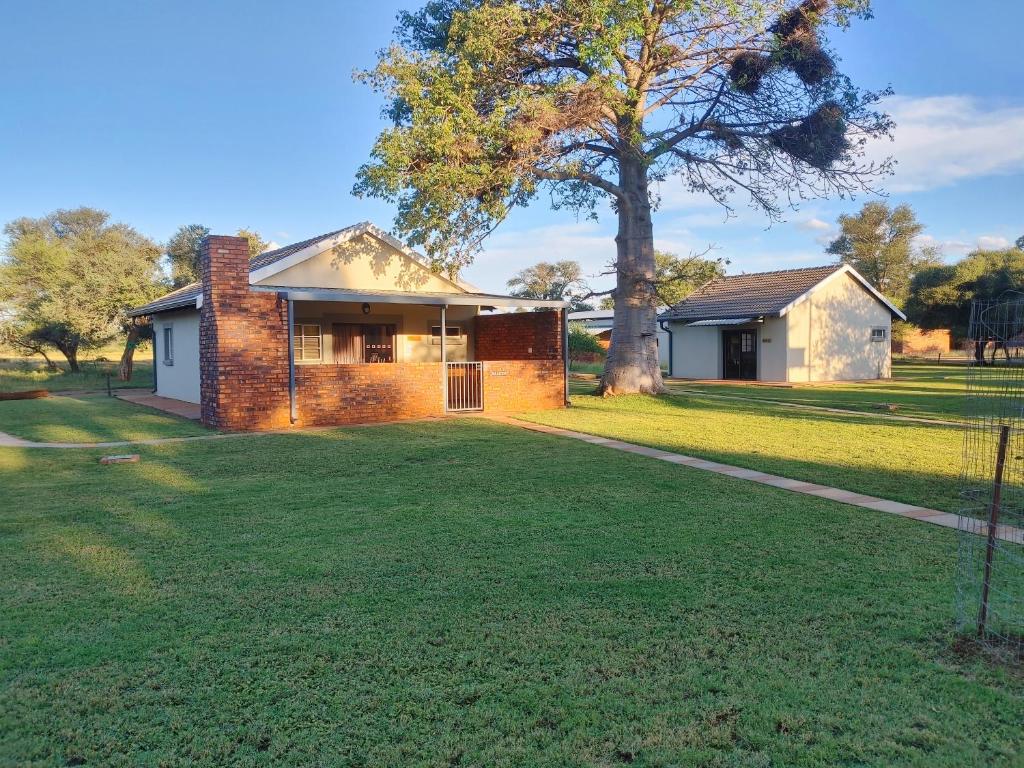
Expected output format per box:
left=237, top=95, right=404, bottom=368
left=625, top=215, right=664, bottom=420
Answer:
left=162, top=326, right=174, bottom=365
left=870, top=327, right=887, bottom=343
left=430, top=325, right=463, bottom=344
left=741, top=333, right=754, bottom=353
left=293, top=324, right=322, bottom=361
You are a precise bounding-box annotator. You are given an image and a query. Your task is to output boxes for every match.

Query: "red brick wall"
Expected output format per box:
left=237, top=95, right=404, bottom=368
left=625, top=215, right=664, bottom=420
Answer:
left=296, top=363, right=445, bottom=426
left=198, top=245, right=566, bottom=429
left=474, top=310, right=563, bottom=360
left=482, top=360, right=566, bottom=412
left=199, top=235, right=291, bottom=430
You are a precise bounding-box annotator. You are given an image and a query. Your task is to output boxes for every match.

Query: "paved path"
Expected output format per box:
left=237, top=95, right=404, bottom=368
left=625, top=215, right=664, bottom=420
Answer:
left=491, top=416, right=1023, bottom=545
left=115, top=390, right=202, bottom=420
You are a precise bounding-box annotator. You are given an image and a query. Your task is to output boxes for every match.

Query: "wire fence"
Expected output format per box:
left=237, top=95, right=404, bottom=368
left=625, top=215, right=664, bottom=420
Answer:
left=955, top=296, right=1024, bottom=659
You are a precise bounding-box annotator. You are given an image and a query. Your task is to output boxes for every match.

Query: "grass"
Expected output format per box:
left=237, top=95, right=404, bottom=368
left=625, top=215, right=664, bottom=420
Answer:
left=526, top=389, right=964, bottom=514
left=666, top=362, right=985, bottom=422
left=0, top=394, right=207, bottom=443
left=0, top=357, right=154, bottom=394
left=1, top=419, right=1021, bottom=766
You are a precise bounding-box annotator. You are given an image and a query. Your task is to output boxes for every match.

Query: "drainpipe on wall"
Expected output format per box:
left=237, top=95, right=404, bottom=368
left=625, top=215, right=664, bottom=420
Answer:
left=151, top=320, right=158, bottom=394
left=658, top=319, right=673, bottom=378
left=562, top=308, right=570, bottom=406
left=440, top=304, right=448, bottom=412
left=284, top=295, right=297, bottom=424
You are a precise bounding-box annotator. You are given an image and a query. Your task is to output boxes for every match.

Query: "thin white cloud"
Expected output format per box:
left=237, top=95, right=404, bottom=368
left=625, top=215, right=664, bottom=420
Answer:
left=977, top=235, right=1011, bottom=251
left=797, top=217, right=831, bottom=232
left=873, top=95, right=1024, bottom=193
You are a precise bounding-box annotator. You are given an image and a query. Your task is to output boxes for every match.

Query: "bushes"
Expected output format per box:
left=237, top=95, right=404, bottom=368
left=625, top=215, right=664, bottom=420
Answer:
left=568, top=322, right=606, bottom=363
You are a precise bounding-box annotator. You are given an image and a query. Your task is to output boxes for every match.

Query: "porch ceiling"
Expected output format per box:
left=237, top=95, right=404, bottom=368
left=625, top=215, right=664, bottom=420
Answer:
left=253, top=285, right=569, bottom=309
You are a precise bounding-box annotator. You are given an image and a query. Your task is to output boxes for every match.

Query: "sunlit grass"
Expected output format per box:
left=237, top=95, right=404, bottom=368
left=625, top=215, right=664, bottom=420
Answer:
left=1, top=421, right=1020, bottom=766
left=524, top=389, right=963, bottom=513
left=0, top=394, right=207, bottom=443
left=0, top=357, right=154, bottom=393
left=667, top=362, right=987, bottom=421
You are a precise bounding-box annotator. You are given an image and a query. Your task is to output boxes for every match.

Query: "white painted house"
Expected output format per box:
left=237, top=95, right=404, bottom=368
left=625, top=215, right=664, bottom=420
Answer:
left=658, top=264, right=906, bottom=382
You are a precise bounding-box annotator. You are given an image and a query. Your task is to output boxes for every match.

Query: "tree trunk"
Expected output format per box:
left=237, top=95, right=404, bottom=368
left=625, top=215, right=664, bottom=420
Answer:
left=119, top=325, right=141, bottom=381
left=599, top=154, right=665, bottom=395
left=57, top=342, right=81, bottom=373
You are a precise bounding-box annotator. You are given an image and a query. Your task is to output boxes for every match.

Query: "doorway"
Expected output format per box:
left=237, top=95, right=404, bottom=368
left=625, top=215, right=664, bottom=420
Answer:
left=723, top=329, right=757, bottom=380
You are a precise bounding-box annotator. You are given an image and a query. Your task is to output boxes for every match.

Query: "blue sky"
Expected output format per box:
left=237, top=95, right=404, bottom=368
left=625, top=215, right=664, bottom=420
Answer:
left=2, top=1, right=1022, bottom=294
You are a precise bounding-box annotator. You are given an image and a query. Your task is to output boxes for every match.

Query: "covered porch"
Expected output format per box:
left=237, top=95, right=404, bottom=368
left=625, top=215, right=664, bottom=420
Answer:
left=260, top=286, right=569, bottom=424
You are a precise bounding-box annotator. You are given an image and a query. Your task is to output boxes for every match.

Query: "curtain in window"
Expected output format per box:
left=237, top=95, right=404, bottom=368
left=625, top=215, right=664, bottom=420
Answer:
left=332, top=324, right=362, bottom=364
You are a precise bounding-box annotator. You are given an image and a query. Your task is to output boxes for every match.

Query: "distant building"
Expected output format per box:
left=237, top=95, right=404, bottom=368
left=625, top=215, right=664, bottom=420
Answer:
left=659, top=265, right=906, bottom=382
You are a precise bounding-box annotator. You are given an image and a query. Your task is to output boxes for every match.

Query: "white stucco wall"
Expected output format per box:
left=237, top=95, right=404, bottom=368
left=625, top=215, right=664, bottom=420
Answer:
left=668, top=323, right=720, bottom=379
left=784, top=271, right=892, bottom=381
left=254, top=233, right=459, bottom=293
left=758, top=316, right=788, bottom=382
left=153, top=309, right=201, bottom=403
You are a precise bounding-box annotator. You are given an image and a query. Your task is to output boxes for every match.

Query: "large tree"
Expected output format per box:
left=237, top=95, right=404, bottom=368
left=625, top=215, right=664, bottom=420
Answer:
left=905, top=246, right=1024, bottom=342
left=0, top=208, right=163, bottom=372
left=166, top=226, right=269, bottom=287
left=507, top=259, right=593, bottom=310
left=166, top=224, right=210, bottom=288
left=355, top=0, right=891, bottom=394
left=826, top=201, right=939, bottom=304
left=652, top=249, right=727, bottom=307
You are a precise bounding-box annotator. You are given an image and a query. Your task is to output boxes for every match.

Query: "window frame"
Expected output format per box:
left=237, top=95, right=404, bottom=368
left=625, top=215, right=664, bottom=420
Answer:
left=293, top=323, right=323, bottom=363
left=430, top=325, right=463, bottom=344
left=870, top=327, right=888, bottom=343
left=162, top=325, right=174, bottom=366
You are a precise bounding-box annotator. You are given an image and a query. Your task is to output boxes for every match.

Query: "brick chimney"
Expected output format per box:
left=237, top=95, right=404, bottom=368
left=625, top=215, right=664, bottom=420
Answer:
left=198, top=235, right=291, bottom=430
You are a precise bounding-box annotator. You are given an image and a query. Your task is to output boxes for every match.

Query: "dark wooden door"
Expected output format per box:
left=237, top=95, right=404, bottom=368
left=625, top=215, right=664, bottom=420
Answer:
left=723, top=329, right=757, bottom=380
left=361, top=324, right=396, bottom=363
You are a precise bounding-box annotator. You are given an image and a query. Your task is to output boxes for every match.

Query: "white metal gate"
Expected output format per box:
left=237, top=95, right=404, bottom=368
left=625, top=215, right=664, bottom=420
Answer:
left=446, top=362, right=483, bottom=412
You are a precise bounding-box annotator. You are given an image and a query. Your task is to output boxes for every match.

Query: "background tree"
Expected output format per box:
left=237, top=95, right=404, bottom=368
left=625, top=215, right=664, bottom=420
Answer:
left=905, top=246, right=1024, bottom=345
left=166, top=226, right=269, bottom=287
left=237, top=228, right=270, bottom=259
left=356, top=0, right=891, bottom=394
left=826, top=201, right=939, bottom=304
left=0, top=207, right=163, bottom=372
left=166, top=224, right=210, bottom=288
left=653, top=250, right=728, bottom=307
left=507, top=260, right=592, bottom=311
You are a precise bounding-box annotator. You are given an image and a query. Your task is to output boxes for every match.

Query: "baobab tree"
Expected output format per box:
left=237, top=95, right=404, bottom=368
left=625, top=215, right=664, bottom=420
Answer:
left=356, top=0, right=892, bottom=394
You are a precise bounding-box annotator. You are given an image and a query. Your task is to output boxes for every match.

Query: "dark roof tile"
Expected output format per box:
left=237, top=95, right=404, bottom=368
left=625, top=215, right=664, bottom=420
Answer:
left=661, top=265, right=842, bottom=321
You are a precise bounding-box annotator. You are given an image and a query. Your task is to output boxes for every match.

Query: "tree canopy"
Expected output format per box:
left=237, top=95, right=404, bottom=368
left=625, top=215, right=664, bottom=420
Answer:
left=167, top=225, right=269, bottom=287
left=905, top=247, right=1024, bottom=339
left=166, top=224, right=211, bottom=288
left=356, top=0, right=891, bottom=394
left=826, top=201, right=939, bottom=305
left=653, top=250, right=728, bottom=307
left=0, top=207, right=163, bottom=371
left=507, top=259, right=592, bottom=310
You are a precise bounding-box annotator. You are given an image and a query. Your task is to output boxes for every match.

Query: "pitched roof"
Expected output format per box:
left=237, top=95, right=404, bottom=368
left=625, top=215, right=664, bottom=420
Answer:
left=661, top=264, right=906, bottom=322
left=661, top=265, right=838, bottom=321
left=129, top=223, right=467, bottom=317
left=129, top=282, right=202, bottom=316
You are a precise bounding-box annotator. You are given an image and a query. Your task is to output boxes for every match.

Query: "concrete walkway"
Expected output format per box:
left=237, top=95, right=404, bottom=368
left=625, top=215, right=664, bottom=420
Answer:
left=491, top=416, right=1023, bottom=545
left=115, top=390, right=202, bottom=420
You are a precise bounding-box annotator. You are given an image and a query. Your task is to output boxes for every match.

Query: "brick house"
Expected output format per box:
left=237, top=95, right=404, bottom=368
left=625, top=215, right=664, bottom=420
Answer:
left=129, top=223, right=568, bottom=430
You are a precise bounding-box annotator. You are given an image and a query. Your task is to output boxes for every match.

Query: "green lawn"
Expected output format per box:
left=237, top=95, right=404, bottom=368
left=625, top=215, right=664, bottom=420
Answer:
left=1, top=420, right=1020, bottom=766
left=0, top=394, right=207, bottom=443
left=526, top=390, right=964, bottom=514
left=666, top=362, right=983, bottom=422
left=0, top=357, right=154, bottom=394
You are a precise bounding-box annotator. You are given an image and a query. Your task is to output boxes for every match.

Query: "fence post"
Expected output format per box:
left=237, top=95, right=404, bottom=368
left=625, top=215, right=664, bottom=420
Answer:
left=977, top=424, right=1010, bottom=638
